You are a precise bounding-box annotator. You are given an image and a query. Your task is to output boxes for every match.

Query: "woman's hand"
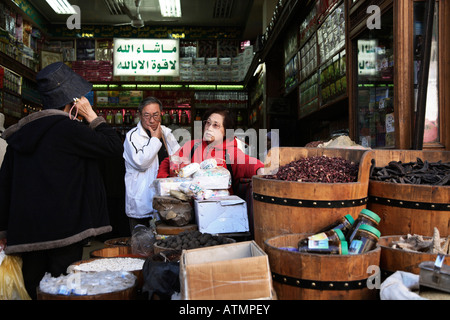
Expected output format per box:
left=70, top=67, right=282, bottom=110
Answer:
left=256, top=167, right=264, bottom=175
left=75, top=97, right=97, bottom=123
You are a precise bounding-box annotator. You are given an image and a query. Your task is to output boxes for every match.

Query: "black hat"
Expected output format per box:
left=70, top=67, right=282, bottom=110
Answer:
left=36, top=62, right=92, bottom=109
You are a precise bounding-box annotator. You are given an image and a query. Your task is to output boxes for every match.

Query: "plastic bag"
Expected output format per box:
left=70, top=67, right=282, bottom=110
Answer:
left=192, top=166, right=231, bottom=190
left=130, top=225, right=156, bottom=257
left=0, top=251, right=31, bottom=300
left=141, top=258, right=180, bottom=300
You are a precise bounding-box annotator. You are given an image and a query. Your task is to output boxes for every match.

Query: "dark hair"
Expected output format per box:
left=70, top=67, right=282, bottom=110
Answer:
left=138, top=96, right=163, bottom=113
left=202, top=105, right=235, bottom=131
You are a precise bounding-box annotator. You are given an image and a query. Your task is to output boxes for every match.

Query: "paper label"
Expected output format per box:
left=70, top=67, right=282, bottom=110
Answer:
left=349, top=240, right=363, bottom=254
left=308, top=240, right=329, bottom=249
left=308, top=232, right=329, bottom=241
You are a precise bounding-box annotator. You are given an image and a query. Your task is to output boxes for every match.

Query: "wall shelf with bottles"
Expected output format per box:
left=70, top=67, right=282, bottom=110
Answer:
left=89, top=84, right=248, bottom=133
left=193, top=91, right=249, bottom=129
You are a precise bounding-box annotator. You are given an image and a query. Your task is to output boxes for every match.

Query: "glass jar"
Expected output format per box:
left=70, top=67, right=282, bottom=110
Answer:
left=349, top=224, right=380, bottom=254
left=298, top=228, right=346, bottom=248
left=180, top=110, right=189, bottom=125
left=105, top=110, right=113, bottom=124
left=298, top=240, right=348, bottom=255
left=124, top=110, right=132, bottom=125
left=318, top=214, right=355, bottom=235
left=347, top=209, right=381, bottom=243
left=133, top=111, right=140, bottom=124
left=171, top=110, right=179, bottom=125
left=115, top=110, right=123, bottom=125
left=162, top=112, right=171, bottom=126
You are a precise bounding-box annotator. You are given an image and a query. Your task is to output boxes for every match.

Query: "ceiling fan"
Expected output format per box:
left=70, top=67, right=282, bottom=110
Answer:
left=113, top=0, right=178, bottom=28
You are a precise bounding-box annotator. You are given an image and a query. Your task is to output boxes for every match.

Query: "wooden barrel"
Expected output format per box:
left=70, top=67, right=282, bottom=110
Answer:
left=379, top=235, right=450, bottom=277
left=265, top=234, right=380, bottom=300
left=69, top=257, right=145, bottom=290
left=368, top=150, right=450, bottom=237
left=104, top=237, right=131, bottom=247
left=253, top=147, right=373, bottom=247
left=90, top=246, right=144, bottom=259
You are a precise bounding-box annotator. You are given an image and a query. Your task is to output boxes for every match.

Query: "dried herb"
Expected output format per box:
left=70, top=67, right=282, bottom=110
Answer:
left=265, top=156, right=359, bottom=183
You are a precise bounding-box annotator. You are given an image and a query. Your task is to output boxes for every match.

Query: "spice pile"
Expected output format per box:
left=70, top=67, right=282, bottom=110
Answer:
left=155, top=230, right=234, bottom=251
left=265, top=156, right=359, bottom=183
left=370, top=158, right=450, bottom=186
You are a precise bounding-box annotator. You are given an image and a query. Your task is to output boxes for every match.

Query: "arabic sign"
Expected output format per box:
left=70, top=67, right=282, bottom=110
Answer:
left=113, top=38, right=179, bottom=77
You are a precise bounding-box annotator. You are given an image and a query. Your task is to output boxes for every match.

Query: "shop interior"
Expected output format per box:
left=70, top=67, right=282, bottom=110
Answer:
left=0, top=0, right=449, bottom=301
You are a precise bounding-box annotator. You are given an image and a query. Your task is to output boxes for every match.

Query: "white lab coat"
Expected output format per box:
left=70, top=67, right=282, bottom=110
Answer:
left=123, top=122, right=180, bottom=219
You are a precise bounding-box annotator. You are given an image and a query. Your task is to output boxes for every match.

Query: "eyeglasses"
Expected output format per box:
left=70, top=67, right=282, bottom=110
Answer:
left=141, top=112, right=161, bottom=121
left=203, top=120, right=222, bottom=130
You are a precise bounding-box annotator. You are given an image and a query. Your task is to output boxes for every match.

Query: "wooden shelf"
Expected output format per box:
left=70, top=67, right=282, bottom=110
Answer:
left=0, top=51, right=37, bottom=82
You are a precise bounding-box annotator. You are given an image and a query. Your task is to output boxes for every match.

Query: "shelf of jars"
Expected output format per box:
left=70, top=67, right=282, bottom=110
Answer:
left=193, top=90, right=249, bottom=128
left=92, top=89, right=194, bottom=132
left=296, top=1, right=347, bottom=119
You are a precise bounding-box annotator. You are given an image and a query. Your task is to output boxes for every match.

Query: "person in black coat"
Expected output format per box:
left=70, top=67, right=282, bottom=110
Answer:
left=0, top=62, right=123, bottom=299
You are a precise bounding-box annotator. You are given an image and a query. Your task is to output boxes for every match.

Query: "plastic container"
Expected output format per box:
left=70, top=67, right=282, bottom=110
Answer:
left=349, top=224, right=381, bottom=254
left=347, top=209, right=381, bottom=243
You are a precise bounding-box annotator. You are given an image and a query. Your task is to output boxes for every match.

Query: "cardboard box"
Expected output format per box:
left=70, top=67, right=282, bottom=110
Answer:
left=180, top=241, right=273, bottom=300
left=194, top=196, right=249, bottom=234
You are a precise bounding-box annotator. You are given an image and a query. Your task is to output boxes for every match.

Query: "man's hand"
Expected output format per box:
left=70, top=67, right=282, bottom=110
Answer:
left=75, top=96, right=98, bottom=123
left=149, top=123, right=162, bottom=140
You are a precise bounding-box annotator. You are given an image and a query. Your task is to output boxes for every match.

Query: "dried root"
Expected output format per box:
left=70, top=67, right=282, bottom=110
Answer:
left=391, top=227, right=449, bottom=254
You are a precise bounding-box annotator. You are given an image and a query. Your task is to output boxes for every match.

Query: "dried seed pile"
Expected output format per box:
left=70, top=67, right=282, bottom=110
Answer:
left=73, top=258, right=145, bottom=272
left=155, top=230, right=234, bottom=250
left=265, top=156, right=359, bottom=183
left=370, top=158, right=450, bottom=186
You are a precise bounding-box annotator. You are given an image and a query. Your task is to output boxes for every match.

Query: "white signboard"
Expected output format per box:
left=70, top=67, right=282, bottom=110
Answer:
left=113, top=38, right=179, bottom=77
left=357, top=39, right=378, bottom=76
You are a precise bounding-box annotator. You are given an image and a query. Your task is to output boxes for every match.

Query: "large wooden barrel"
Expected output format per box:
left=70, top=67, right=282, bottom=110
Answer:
left=379, top=235, right=450, bottom=277
left=90, top=246, right=143, bottom=259
left=69, top=257, right=145, bottom=290
left=368, top=150, right=450, bottom=237
left=104, top=237, right=131, bottom=247
left=265, top=234, right=380, bottom=300
left=253, top=147, right=373, bottom=247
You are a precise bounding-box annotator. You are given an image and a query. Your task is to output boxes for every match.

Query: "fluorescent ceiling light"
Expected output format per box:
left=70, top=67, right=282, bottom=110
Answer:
left=159, top=0, right=182, bottom=17
left=46, top=0, right=77, bottom=14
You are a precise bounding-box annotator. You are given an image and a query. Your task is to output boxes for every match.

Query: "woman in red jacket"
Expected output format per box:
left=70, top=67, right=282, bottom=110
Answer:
left=157, top=106, right=264, bottom=192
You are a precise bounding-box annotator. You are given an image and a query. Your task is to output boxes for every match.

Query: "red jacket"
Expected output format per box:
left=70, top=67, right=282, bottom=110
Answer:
left=157, top=138, right=264, bottom=189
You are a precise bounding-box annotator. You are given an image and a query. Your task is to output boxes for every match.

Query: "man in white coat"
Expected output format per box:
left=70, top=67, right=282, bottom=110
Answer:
left=123, top=97, right=180, bottom=232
